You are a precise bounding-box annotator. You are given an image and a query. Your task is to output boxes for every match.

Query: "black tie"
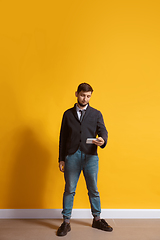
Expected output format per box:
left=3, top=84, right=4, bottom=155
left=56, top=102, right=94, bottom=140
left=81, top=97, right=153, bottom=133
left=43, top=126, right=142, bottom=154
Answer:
left=79, top=110, right=85, bottom=122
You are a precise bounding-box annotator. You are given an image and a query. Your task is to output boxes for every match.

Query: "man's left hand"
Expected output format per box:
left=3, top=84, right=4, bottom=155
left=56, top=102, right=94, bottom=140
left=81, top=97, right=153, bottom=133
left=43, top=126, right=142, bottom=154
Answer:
left=92, top=137, right=104, bottom=146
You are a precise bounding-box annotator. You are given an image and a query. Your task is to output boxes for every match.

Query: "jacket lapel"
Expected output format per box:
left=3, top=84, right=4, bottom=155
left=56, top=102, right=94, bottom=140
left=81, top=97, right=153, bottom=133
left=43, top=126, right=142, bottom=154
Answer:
left=72, top=104, right=79, bottom=121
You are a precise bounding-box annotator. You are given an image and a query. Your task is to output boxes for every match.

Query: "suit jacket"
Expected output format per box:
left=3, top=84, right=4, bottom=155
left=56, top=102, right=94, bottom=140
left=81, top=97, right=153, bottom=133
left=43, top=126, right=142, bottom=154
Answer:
left=58, top=103, right=108, bottom=162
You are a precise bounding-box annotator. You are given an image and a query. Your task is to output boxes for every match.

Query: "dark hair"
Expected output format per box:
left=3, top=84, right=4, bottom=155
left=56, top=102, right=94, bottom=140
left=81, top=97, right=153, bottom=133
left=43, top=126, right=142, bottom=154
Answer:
left=77, top=83, right=93, bottom=93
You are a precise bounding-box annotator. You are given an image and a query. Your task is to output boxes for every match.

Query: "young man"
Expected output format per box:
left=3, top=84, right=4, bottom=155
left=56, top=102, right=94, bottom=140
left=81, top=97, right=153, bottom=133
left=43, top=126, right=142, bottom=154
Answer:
left=57, top=83, right=113, bottom=236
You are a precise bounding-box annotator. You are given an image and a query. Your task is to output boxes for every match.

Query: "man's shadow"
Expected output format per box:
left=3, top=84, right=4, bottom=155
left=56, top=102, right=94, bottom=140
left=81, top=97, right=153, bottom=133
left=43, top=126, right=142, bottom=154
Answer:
left=7, top=126, right=55, bottom=209
left=21, top=219, right=62, bottom=230
left=25, top=219, right=91, bottom=229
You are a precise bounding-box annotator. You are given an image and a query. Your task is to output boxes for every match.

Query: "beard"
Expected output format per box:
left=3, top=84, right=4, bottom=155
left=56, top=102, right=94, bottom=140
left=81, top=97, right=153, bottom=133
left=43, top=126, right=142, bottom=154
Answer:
left=78, top=100, right=88, bottom=107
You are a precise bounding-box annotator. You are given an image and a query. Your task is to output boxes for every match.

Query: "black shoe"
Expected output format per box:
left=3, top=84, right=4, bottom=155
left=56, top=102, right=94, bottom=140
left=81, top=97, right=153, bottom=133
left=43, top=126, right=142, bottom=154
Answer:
left=92, top=219, right=113, bottom=232
left=57, top=221, right=71, bottom=236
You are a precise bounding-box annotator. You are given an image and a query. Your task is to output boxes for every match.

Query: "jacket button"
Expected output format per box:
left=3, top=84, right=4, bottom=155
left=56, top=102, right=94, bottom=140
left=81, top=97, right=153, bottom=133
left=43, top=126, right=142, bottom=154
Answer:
left=80, top=131, right=81, bottom=133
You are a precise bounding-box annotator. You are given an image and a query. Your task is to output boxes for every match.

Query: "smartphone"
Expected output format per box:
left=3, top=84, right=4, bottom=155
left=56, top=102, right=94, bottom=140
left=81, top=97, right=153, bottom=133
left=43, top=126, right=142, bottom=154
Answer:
left=86, top=138, right=99, bottom=144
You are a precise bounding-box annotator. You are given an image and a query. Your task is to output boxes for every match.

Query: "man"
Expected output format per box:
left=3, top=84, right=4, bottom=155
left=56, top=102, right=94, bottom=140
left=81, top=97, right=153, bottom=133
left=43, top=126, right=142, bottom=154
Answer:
left=57, top=83, right=113, bottom=236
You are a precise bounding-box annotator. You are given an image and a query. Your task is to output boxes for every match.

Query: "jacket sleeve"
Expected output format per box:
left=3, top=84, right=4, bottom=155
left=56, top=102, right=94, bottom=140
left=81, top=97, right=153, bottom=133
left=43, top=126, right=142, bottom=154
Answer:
left=58, top=112, right=68, bottom=162
left=97, top=111, right=108, bottom=148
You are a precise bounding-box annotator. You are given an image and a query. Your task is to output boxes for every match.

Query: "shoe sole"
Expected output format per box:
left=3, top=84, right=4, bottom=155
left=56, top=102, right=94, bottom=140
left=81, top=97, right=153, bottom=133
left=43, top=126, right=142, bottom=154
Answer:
left=92, top=225, right=113, bottom=232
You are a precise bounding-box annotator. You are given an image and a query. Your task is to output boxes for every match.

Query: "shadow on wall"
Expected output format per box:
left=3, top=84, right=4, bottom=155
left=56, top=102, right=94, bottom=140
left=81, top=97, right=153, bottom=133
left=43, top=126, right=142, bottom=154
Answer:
left=7, top=126, right=54, bottom=209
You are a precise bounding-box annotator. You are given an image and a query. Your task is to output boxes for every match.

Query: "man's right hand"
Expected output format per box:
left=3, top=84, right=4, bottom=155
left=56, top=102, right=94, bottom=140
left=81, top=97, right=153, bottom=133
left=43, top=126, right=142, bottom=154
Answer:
left=59, top=161, right=65, bottom=172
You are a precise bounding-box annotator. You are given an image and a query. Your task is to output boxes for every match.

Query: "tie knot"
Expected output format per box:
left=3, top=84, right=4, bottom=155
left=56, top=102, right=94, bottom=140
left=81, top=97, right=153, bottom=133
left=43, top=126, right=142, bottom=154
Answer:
left=79, top=109, right=85, bottom=113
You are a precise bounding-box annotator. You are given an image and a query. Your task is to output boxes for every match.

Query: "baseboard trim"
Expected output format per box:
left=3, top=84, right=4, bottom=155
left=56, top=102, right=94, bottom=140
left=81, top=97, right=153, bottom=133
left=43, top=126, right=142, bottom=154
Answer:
left=0, top=209, right=160, bottom=219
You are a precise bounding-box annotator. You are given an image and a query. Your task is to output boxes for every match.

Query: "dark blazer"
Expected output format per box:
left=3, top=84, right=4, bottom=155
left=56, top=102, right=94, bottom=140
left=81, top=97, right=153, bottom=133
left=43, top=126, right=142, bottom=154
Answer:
left=59, top=103, right=108, bottom=162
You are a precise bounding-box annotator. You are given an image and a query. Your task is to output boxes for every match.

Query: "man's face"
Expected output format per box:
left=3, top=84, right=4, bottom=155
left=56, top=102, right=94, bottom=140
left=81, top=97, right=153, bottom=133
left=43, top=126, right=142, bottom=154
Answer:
left=75, top=91, right=92, bottom=107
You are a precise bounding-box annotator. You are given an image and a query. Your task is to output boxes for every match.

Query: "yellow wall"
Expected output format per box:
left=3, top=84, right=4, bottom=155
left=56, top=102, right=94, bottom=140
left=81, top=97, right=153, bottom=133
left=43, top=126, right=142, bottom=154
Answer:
left=0, top=0, right=160, bottom=209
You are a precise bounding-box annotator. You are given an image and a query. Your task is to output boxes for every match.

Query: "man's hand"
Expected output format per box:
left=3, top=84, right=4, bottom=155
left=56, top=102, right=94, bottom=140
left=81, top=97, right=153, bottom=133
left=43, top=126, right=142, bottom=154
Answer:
left=59, top=161, right=65, bottom=172
left=92, top=137, right=105, bottom=147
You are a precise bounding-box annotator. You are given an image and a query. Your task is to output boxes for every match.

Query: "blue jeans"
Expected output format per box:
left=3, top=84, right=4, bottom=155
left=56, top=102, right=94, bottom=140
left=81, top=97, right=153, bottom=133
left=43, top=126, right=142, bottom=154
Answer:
left=62, top=149, right=101, bottom=219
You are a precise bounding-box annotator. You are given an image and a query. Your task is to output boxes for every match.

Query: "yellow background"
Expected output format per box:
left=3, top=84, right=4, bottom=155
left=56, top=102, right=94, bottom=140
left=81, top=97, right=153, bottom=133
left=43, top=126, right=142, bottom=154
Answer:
left=0, top=0, right=160, bottom=209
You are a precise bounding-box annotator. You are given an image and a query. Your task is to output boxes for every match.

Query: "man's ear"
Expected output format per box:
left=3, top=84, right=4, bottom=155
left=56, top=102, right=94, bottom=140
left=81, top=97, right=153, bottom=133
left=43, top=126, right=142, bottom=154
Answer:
left=75, top=91, right=78, bottom=97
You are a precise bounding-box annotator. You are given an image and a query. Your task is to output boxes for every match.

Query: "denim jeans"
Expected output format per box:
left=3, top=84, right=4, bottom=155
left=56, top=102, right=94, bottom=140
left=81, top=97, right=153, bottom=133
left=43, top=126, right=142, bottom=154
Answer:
left=62, top=149, right=101, bottom=219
